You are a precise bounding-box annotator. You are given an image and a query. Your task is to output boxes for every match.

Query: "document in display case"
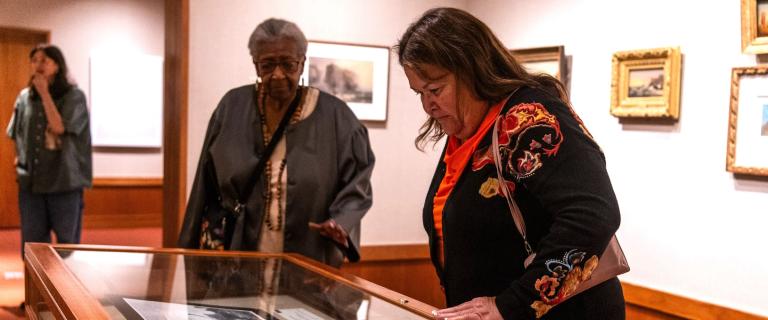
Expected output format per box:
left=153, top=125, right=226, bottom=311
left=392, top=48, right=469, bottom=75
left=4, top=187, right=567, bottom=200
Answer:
left=24, top=243, right=435, bottom=320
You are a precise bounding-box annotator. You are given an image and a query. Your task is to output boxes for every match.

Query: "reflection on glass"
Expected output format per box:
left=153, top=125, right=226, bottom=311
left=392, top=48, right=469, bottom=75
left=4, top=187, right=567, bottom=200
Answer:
left=55, top=249, right=426, bottom=320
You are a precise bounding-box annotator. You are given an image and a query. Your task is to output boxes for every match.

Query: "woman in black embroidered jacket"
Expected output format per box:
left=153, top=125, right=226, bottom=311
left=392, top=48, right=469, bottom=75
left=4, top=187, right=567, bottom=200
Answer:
left=397, top=8, right=625, bottom=319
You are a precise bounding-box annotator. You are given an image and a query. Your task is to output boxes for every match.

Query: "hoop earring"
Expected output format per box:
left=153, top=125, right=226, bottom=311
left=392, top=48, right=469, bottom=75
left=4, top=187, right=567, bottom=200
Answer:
left=256, top=76, right=262, bottom=85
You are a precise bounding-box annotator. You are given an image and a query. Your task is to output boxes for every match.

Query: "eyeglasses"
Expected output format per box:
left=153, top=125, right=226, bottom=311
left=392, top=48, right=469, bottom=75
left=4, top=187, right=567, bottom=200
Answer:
left=256, top=60, right=301, bottom=73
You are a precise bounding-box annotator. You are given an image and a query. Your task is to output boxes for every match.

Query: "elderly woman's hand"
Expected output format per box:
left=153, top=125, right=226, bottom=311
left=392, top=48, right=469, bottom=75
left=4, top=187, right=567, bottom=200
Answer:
left=432, top=296, right=503, bottom=320
left=308, top=219, right=349, bottom=248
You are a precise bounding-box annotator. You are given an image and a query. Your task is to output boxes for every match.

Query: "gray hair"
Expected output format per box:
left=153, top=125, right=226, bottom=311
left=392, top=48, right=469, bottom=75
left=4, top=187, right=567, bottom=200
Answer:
left=248, top=18, right=308, bottom=57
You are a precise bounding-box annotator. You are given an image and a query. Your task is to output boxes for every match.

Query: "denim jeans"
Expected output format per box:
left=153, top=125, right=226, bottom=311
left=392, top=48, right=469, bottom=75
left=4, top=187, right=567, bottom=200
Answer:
left=18, top=189, right=84, bottom=256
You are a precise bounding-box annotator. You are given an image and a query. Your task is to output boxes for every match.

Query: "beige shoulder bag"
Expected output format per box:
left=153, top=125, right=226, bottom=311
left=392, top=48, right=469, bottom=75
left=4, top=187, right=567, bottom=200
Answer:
left=491, top=116, right=629, bottom=298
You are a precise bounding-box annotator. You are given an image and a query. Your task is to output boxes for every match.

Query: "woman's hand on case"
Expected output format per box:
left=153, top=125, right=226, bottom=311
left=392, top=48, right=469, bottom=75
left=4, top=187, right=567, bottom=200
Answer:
left=433, top=296, right=503, bottom=320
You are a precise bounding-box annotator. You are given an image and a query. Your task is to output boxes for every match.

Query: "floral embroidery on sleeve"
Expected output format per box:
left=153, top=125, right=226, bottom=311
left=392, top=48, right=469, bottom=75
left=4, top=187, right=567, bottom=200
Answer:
left=200, top=217, right=226, bottom=250
left=478, top=177, right=501, bottom=198
left=472, top=102, right=563, bottom=180
left=530, top=250, right=599, bottom=318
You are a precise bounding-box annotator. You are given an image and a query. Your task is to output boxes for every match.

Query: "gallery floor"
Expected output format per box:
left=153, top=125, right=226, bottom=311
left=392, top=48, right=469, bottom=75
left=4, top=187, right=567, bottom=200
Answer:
left=0, top=227, right=162, bottom=320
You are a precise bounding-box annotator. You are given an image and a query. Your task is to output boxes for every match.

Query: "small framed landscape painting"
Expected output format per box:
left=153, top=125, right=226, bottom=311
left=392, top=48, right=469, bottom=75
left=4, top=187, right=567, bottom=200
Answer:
left=610, top=47, right=682, bottom=120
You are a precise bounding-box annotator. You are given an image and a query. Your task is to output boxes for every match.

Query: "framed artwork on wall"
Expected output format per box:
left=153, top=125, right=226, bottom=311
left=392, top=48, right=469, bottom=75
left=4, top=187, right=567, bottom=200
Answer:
left=90, top=53, right=164, bottom=147
left=301, top=41, right=390, bottom=122
left=610, top=47, right=681, bottom=119
left=510, top=46, right=566, bottom=83
left=741, top=0, right=768, bottom=53
left=726, top=66, right=768, bottom=176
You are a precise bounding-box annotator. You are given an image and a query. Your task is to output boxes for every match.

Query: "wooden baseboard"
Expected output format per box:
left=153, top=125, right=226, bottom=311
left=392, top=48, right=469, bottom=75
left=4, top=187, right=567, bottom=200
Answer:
left=342, top=243, right=443, bottom=308
left=358, top=243, right=430, bottom=261
left=83, top=213, right=161, bottom=228
left=345, top=244, right=767, bottom=320
left=92, top=178, right=163, bottom=187
left=623, top=282, right=767, bottom=320
left=83, top=178, right=163, bottom=228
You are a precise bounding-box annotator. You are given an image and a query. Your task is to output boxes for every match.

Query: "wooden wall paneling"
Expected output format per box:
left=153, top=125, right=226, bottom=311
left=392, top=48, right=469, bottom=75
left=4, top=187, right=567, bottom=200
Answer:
left=341, top=244, right=445, bottom=308
left=622, top=282, right=768, bottom=320
left=0, top=27, right=49, bottom=228
left=162, top=0, right=189, bottom=247
left=625, top=304, right=687, bottom=320
left=342, top=258, right=445, bottom=309
left=83, top=178, right=162, bottom=228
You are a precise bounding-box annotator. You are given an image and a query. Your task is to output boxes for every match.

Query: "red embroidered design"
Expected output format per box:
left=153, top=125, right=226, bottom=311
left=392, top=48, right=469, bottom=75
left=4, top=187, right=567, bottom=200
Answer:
left=472, top=102, right=563, bottom=180
left=517, top=151, right=542, bottom=174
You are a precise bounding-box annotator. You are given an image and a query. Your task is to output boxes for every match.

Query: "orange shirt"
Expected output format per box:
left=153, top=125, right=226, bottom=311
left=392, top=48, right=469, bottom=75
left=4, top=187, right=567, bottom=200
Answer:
left=432, top=100, right=504, bottom=266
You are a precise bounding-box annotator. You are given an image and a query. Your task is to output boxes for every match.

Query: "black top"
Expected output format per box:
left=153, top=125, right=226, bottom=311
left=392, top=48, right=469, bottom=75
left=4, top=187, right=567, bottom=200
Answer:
left=423, top=86, right=624, bottom=319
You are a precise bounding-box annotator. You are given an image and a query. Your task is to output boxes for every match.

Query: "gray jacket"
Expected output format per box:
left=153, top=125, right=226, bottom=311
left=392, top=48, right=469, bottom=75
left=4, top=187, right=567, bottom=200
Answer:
left=178, top=85, right=375, bottom=267
left=6, top=87, right=92, bottom=193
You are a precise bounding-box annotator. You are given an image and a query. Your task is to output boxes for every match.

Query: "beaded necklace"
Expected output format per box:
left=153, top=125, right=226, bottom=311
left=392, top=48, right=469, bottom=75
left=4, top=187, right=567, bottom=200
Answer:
left=257, top=86, right=304, bottom=232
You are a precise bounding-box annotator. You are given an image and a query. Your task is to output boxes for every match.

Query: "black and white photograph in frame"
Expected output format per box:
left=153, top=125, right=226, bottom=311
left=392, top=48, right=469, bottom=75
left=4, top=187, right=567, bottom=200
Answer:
left=301, top=41, right=389, bottom=122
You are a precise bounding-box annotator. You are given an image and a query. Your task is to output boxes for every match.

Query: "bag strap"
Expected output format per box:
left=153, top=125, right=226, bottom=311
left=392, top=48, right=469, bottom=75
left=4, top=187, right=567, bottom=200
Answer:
left=231, top=88, right=304, bottom=214
left=491, top=110, right=533, bottom=256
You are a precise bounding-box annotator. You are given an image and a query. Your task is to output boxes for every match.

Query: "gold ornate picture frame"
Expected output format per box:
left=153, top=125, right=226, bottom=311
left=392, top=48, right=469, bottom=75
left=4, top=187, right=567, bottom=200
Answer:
left=610, top=47, right=681, bottom=119
left=726, top=66, right=768, bottom=176
left=510, top=46, right=566, bottom=83
left=741, top=0, right=768, bottom=54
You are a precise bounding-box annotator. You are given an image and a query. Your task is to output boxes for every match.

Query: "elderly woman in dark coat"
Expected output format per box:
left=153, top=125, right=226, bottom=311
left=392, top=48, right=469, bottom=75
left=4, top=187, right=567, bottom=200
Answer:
left=178, top=18, right=375, bottom=268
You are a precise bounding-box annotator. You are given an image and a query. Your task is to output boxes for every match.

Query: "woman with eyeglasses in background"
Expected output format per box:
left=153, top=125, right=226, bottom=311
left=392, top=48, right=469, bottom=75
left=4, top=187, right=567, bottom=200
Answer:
left=179, top=18, right=375, bottom=268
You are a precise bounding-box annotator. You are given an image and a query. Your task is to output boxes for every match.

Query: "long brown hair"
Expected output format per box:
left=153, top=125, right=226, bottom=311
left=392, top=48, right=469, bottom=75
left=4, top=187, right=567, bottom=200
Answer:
left=29, top=44, right=73, bottom=100
left=396, top=7, right=568, bottom=150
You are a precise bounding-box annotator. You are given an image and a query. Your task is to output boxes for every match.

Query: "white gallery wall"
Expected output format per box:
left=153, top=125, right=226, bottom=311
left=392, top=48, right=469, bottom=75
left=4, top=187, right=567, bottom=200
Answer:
left=0, top=0, right=164, bottom=177
left=469, top=0, right=768, bottom=316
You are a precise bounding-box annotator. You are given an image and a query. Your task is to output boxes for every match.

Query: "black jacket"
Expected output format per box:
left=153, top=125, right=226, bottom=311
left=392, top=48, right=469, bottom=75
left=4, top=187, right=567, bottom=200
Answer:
left=179, top=85, right=375, bottom=267
left=423, top=87, right=625, bottom=319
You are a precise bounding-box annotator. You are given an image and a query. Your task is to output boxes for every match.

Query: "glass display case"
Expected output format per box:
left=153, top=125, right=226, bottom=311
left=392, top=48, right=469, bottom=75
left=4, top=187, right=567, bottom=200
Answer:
left=24, top=243, right=435, bottom=320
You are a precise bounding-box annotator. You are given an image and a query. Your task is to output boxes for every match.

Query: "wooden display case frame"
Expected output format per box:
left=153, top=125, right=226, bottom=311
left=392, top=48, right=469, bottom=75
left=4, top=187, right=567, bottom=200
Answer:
left=24, top=243, right=435, bottom=319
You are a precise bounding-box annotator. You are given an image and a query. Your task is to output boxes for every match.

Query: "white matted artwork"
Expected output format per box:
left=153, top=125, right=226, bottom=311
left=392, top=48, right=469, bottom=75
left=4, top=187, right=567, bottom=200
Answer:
left=727, top=66, right=768, bottom=176
left=90, top=53, right=163, bottom=147
left=192, top=295, right=336, bottom=320
left=510, top=46, right=566, bottom=82
left=123, top=298, right=269, bottom=320
left=301, top=41, right=389, bottom=122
